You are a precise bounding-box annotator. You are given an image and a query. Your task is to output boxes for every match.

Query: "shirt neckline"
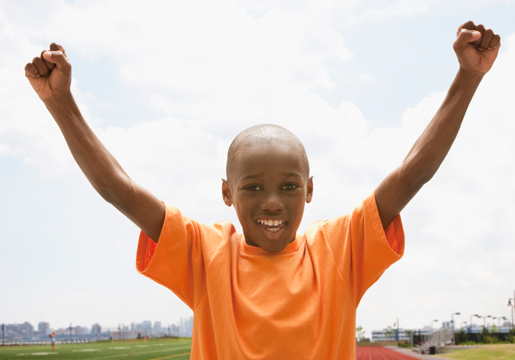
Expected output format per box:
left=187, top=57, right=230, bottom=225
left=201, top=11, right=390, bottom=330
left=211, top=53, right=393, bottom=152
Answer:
left=239, top=234, right=304, bottom=256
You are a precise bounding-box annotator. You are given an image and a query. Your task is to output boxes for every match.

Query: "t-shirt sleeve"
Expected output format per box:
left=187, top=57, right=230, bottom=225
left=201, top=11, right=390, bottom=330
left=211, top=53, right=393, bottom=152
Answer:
left=136, top=204, right=218, bottom=310
left=321, top=192, right=405, bottom=306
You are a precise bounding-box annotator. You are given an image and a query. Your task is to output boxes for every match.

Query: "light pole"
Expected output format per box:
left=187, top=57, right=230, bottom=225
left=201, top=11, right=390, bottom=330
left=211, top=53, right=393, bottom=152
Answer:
left=499, top=316, right=507, bottom=328
left=69, top=323, right=72, bottom=342
left=483, top=315, right=491, bottom=329
left=470, top=314, right=480, bottom=333
left=508, top=293, right=515, bottom=331
left=451, top=312, right=460, bottom=344
left=431, top=319, right=438, bottom=331
left=394, top=319, right=399, bottom=344
left=168, top=324, right=171, bottom=337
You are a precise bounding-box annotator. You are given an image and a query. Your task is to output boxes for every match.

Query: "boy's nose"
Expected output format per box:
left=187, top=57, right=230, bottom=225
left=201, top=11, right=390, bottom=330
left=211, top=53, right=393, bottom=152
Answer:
left=261, top=191, right=284, bottom=211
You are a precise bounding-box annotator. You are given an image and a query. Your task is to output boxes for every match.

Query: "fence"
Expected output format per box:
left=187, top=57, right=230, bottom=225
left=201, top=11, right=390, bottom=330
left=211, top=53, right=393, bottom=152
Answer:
left=422, top=327, right=454, bottom=346
left=1, top=339, right=94, bottom=346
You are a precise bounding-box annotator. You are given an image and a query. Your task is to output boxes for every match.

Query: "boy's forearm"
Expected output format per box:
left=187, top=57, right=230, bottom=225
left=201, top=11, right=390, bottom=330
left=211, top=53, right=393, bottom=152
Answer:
left=401, top=68, right=483, bottom=186
left=375, top=22, right=498, bottom=229
left=26, top=44, right=165, bottom=242
left=44, top=92, right=132, bottom=203
left=375, top=68, right=484, bottom=230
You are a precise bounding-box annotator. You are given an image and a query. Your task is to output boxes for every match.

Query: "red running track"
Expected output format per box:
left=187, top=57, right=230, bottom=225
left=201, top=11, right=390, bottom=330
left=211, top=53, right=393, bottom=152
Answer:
left=356, top=346, right=421, bottom=360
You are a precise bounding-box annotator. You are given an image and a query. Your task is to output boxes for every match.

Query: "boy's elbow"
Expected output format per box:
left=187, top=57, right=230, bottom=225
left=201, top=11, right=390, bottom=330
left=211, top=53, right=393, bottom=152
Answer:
left=399, top=158, right=438, bottom=190
left=96, top=186, right=118, bottom=204
left=94, top=177, right=136, bottom=207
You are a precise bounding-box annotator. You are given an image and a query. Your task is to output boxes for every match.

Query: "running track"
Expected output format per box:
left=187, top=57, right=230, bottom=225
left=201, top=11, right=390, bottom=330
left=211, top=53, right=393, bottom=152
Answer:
left=356, top=346, right=421, bottom=360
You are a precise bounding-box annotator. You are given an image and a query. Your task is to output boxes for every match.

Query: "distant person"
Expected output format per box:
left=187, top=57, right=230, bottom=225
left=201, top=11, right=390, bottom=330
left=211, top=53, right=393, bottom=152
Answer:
left=49, top=331, right=55, bottom=351
left=24, top=21, right=500, bottom=359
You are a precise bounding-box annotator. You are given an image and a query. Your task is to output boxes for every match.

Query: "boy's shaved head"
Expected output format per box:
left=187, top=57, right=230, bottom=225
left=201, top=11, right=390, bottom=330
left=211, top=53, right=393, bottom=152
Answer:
left=226, top=124, right=310, bottom=182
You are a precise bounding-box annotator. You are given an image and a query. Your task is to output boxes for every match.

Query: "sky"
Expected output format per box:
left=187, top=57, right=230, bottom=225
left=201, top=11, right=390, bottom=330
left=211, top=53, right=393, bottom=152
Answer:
left=1, top=0, right=515, bottom=337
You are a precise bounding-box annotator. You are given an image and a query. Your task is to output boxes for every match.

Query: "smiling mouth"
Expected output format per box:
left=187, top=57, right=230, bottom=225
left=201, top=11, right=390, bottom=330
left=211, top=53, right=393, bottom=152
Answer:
left=256, top=219, right=286, bottom=233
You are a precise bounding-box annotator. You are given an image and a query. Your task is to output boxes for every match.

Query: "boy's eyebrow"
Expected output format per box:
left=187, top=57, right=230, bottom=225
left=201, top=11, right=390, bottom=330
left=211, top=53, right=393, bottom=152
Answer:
left=283, top=172, right=302, bottom=178
left=241, top=172, right=302, bottom=181
left=241, top=174, right=262, bottom=181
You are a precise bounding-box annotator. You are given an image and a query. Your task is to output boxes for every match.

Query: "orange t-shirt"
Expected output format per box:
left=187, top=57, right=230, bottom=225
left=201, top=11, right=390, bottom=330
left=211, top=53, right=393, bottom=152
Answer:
left=136, top=192, right=404, bottom=359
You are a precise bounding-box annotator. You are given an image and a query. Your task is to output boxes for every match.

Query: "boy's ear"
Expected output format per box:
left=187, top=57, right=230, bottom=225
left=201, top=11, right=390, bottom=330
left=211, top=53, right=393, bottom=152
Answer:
left=222, top=179, right=233, bottom=207
left=306, top=176, right=314, bottom=203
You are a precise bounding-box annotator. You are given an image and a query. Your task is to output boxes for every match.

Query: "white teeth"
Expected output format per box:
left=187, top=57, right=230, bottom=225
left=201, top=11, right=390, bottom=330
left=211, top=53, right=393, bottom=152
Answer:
left=257, top=219, right=284, bottom=226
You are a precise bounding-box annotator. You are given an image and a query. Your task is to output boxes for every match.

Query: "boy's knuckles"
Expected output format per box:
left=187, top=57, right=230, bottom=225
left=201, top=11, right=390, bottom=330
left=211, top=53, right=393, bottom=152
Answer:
left=475, top=24, right=485, bottom=33
left=41, top=50, right=56, bottom=70
left=33, top=57, right=49, bottom=75
left=462, top=20, right=475, bottom=30
left=455, top=30, right=475, bottom=49
left=479, top=31, right=494, bottom=49
left=24, top=63, right=37, bottom=76
left=491, top=35, right=501, bottom=48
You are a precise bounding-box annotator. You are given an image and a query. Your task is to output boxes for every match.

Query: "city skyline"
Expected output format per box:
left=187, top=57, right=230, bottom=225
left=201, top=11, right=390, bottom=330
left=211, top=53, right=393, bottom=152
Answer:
left=2, top=316, right=194, bottom=342
left=3, top=314, right=511, bottom=344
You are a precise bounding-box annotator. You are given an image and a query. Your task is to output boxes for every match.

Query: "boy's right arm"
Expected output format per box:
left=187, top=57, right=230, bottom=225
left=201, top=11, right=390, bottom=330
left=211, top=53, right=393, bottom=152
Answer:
left=25, top=43, right=165, bottom=243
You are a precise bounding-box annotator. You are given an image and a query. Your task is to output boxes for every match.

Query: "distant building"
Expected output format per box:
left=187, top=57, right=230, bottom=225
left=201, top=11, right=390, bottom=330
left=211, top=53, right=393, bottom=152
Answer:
left=371, top=327, right=432, bottom=342
left=179, top=317, right=193, bottom=337
left=111, top=329, right=145, bottom=340
left=141, top=321, right=152, bottom=330
left=91, top=323, right=102, bottom=336
left=131, top=321, right=153, bottom=334
left=38, top=322, right=50, bottom=335
left=154, top=321, right=162, bottom=335
left=465, top=324, right=512, bottom=333
left=171, top=323, right=180, bottom=336
left=5, top=322, right=34, bottom=341
left=372, top=323, right=514, bottom=342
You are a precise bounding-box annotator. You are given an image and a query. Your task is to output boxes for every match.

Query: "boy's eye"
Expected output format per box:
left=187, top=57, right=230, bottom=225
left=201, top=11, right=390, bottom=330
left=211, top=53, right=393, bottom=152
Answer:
left=245, top=185, right=262, bottom=191
left=283, top=184, right=298, bottom=190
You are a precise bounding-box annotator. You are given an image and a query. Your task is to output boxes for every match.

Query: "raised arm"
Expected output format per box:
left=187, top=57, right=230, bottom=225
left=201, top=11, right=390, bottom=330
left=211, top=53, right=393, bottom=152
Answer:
left=375, top=21, right=501, bottom=229
left=25, top=43, right=165, bottom=242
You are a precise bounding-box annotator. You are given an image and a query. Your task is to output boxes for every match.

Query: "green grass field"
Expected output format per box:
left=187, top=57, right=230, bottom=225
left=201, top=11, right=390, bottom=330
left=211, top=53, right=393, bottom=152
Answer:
left=0, top=338, right=191, bottom=360
left=438, top=344, right=515, bottom=360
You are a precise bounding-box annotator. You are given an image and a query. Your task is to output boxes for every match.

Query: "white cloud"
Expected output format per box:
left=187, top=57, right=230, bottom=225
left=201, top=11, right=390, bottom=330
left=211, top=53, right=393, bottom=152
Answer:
left=358, top=72, right=376, bottom=84
left=361, top=0, right=429, bottom=21
left=389, top=0, right=429, bottom=17
left=321, top=0, right=428, bottom=29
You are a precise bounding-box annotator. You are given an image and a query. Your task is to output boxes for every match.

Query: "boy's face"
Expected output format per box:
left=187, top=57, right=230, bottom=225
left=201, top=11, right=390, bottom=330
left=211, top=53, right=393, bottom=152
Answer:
left=222, top=142, right=313, bottom=253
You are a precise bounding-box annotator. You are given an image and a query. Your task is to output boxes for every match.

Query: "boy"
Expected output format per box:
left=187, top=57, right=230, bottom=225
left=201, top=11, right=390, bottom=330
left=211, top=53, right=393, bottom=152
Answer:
left=24, top=21, right=500, bottom=359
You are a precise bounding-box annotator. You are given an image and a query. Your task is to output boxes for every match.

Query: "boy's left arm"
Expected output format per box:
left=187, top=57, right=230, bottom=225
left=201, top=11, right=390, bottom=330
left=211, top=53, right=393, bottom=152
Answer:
left=375, top=21, right=501, bottom=230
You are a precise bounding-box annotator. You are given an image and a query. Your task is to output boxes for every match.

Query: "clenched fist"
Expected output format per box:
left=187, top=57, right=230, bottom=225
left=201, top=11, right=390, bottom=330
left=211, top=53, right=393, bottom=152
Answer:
left=454, top=21, right=501, bottom=75
left=25, top=43, right=72, bottom=101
